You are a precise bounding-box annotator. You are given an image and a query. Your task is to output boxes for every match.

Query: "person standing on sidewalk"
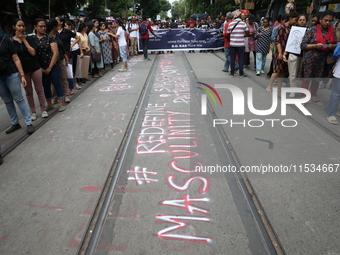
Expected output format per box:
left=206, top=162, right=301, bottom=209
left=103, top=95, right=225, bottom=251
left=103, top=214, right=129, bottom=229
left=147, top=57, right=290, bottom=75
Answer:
left=222, top=12, right=235, bottom=73
left=34, top=18, right=66, bottom=112
left=12, top=19, right=48, bottom=120
left=255, top=18, right=272, bottom=76
left=325, top=42, right=340, bottom=124
left=0, top=34, right=35, bottom=134
left=139, top=16, right=158, bottom=61
left=227, top=11, right=250, bottom=78
left=128, top=17, right=139, bottom=56
left=283, top=14, right=307, bottom=97
left=266, top=12, right=298, bottom=92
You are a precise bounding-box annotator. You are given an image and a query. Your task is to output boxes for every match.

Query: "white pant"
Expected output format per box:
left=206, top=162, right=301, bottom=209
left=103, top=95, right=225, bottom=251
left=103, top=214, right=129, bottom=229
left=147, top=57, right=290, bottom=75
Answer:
left=288, top=54, right=302, bottom=88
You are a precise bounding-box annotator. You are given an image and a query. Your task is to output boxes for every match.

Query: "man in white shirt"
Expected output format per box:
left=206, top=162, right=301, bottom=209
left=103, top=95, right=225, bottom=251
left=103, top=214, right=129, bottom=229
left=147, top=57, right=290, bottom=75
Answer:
left=128, top=17, right=139, bottom=56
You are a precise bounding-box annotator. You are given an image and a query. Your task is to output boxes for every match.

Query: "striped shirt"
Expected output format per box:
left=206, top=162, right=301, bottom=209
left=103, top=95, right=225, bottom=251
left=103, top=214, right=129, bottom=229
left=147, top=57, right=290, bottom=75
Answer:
left=227, top=18, right=248, bottom=47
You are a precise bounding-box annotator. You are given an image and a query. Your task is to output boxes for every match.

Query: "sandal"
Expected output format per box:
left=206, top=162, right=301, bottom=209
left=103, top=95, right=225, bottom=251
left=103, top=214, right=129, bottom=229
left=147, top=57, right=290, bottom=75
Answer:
left=309, top=100, right=325, bottom=106
left=266, top=87, right=272, bottom=93
left=326, top=116, right=338, bottom=125
left=92, top=75, right=100, bottom=78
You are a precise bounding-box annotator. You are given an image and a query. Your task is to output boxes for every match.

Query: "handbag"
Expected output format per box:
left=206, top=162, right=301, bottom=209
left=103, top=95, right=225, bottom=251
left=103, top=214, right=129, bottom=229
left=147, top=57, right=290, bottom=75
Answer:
left=91, top=52, right=101, bottom=62
left=66, top=64, right=73, bottom=79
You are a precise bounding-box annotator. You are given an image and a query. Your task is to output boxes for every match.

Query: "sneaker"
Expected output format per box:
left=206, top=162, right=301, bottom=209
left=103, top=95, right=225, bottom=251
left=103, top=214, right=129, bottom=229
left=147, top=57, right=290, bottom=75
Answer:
left=289, top=93, right=295, bottom=98
left=0, top=154, right=3, bottom=165
left=27, top=124, right=35, bottom=134
left=118, top=69, right=127, bottom=72
left=260, top=70, right=265, bottom=74
left=58, top=104, right=66, bottom=112
left=244, top=65, right=250, bottom=70
left=75, top=84, right=81, bottom=90
left=239, top=74, right=248, bottom=78
left=65, top=96, right=71, bottom=103
left=144, top=58, right=151, bottom=61
left=229, top=73, right=234, bottom=77
left=256, top=71, right=260, bottom=76
left=222, top=70, right=228, bottom=72
left=31, top=113, right=37, bottom=121
left=5, top=124, right=21, bottom=134
left=46, top=106, right=55, bottom=112
left=42, top=111, right=49, bottom=118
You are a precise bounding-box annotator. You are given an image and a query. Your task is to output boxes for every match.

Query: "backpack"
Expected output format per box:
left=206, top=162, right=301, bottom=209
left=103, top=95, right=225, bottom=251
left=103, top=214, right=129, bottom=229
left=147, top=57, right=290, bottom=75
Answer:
left=140, top=23, right=147, bottom=35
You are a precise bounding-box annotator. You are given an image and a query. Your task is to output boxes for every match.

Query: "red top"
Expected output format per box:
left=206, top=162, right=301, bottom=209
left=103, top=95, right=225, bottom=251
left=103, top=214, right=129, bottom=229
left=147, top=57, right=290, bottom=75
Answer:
left=223, top=21, right=232, bottom=48
left=139, top=21, right=153, bottom=39
left=186, top=21, right=197, bottom=28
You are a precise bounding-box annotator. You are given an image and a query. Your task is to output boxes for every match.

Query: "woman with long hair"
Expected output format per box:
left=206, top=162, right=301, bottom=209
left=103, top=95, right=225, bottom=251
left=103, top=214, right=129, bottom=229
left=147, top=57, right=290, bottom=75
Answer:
left=266, top=12, right=298, bottom=92
left=300, top=11, right=337, bottom=104
left=56, top=16, right=81, bottom=95
left=88, top=21, right=104, bottom=77
left=98, top=22, right=114, bottom=70
left=0, top=29, right=35, bottom=134
left=12, top=18, right=48, bottom=119
left=112, top=20, right=128, bottom=72
left=47, top=19, right=70, bottom=103
left=255, top=17, right=272, bottom=76
left=66, top=21, right=82, bottom=90
left=77, top=22, right=90, bottom=85
left=283, top=14, right=308, bottom=98
left=33, top=18, right=66, bottom=112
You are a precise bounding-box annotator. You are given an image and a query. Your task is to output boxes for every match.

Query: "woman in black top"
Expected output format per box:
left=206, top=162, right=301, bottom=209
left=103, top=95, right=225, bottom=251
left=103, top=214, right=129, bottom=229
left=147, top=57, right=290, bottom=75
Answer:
left=12, top=19, right=48, bottom=119
left=33, top=18, right=66, bottom=112
left=56, top=16, right=80, bottom=95
left=47, top=19, right=70, bottom=103
left=0, top=35, right=35, bottom=134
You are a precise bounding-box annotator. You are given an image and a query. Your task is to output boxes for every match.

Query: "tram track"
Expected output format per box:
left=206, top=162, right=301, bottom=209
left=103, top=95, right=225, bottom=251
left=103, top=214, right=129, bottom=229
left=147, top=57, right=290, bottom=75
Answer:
left=212, top=52, right=340, bottom=143
left=78, top=56, right=160, bottom=255
left=78, top=52, right=280, bottom=254
left=184, top=52, right=281, bottom=255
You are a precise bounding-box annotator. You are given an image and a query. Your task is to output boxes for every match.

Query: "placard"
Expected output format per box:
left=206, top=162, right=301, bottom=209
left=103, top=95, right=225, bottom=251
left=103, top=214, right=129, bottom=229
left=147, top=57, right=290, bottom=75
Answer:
left=285, top=26, right=307, bottom=55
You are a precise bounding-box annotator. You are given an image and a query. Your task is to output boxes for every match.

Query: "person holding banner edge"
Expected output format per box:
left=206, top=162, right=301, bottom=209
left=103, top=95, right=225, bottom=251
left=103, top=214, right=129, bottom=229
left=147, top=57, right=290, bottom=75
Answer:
left=139, top=16, right=158, bottom=61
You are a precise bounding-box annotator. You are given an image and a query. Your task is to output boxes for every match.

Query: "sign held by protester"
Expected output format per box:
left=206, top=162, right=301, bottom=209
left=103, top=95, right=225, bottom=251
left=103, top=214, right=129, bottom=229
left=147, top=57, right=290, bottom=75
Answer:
left=285, top=26, right=307, bottom=55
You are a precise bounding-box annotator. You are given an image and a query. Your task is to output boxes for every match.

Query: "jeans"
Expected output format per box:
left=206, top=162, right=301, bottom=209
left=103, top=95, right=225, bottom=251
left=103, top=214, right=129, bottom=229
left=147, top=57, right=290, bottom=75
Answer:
left=0, top=72, right=32, bottom=125
left=256, top=52, right=267, bottom=72
left=223, top=47, right=230, bottom=72
left=42, top=64, right=64, bottom=101
left=326, top=78, right=340, bottom=116
left=119, top=45, right=128, bottom=64
left=141, top=38, right=149, bottom=59
left=230, top=47, right=245, bottom=75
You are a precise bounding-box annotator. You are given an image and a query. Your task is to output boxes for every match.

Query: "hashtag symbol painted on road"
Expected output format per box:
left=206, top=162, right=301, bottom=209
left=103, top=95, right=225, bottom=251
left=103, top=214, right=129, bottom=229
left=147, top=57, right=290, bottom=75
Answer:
left=127, top=166, right=158, bottom=185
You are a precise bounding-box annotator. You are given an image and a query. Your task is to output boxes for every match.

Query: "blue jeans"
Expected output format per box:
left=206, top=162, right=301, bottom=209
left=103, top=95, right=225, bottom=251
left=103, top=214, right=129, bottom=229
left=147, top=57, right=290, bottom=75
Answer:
left=223, top=47, right=231, bottom=72
left=326, top=78, right=340, bottom=116
left=256, top=52, right=267, bottom=72
left=230, top=47, right=245, bottom=75
left=0, top=72, right=32, bottom=125
left=42, top=64, right=64, bottom=101
left=119, top=45, right=128, bottom=64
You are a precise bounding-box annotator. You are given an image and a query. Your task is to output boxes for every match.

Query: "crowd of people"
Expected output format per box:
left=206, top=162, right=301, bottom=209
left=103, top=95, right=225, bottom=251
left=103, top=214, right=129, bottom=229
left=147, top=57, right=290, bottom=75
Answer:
left=223, top=10, right=340, bottom=125
left=1, top=10, right=340, bottom=164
